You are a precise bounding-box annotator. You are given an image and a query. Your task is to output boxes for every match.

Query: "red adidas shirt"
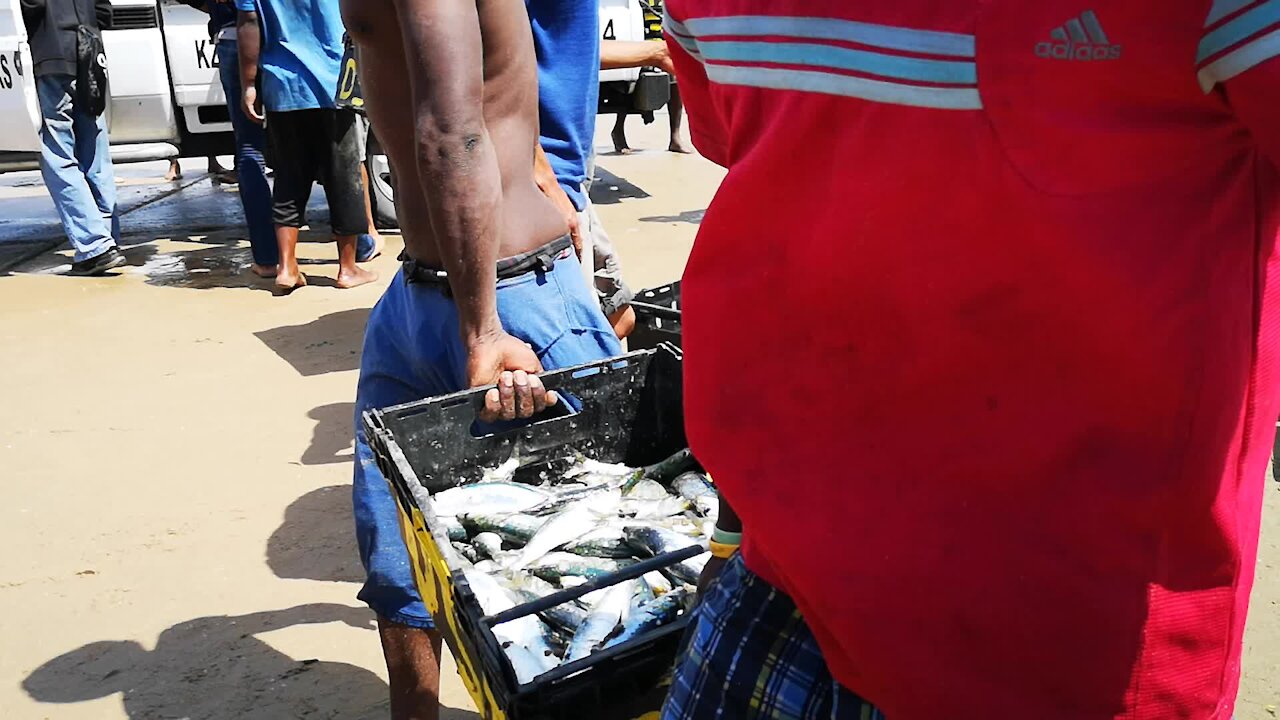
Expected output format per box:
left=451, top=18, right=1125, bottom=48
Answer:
left=666, top=1, right=1280, bottom=718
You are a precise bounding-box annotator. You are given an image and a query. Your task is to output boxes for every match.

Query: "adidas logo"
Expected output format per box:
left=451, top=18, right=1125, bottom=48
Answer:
left=1034, top=10, right=1122, bottom=61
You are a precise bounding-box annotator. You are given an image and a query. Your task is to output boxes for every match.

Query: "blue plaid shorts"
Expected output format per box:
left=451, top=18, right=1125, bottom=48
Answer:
left=661, top=553, right=886, bottom=720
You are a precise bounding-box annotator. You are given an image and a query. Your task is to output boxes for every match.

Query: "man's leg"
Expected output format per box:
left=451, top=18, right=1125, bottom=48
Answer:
left=662, top=554, right=885, bottom=720
left=379, top=620, right=445, bottom=720
left=344, top=4, right=455, bottom=714
left=217, top=40, right=277, bottom=275
left=612, top=111, right=632, bottom=154
left=359, top=164, right=387, bottom=261
left=266, top=110, right=315, bottom=290
left=208, top=154, right=236, bottom=182
left=667, top=82, right=692, bottom=154
left=35, top=74, right=116, bottom=263
left=352, top=112, right=386, bottom=261
left=353, top=270, right=457, bottom=720
left=72, top=94, right=121, bottom=244
left=321, top=109, right=378, bottom=289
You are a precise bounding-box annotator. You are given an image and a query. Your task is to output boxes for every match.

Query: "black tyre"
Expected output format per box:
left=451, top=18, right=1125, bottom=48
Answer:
left=365, top=131, right=398, bottom=230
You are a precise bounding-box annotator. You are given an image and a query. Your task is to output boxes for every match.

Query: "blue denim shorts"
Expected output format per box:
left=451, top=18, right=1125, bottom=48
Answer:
left=352, top=248, right=622, bottom=628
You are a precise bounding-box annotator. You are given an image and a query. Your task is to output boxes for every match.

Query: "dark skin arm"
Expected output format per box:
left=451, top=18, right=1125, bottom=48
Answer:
left=237, top=10, right=265, bottom=123
left=698, top=494, right=742, bottom=595
left=393, top=0, right=554, bottom=422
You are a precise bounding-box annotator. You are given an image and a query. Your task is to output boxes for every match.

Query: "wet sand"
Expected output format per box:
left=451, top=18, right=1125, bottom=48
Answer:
left=0, top=118, right=1276, bottom=719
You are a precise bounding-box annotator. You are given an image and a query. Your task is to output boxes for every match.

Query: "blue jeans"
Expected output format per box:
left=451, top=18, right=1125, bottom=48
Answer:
left=36, top=73, right=119, bottom=262
left=352, top=249, right=622, bottom=628
left=216, top=40, right=277, bottom=267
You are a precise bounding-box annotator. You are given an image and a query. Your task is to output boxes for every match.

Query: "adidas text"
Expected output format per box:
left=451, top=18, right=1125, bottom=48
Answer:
left=1034, top=41, right=1122, bottom=61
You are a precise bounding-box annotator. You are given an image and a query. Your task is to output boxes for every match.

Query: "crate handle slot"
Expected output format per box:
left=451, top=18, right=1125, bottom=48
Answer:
left=480, top=544, right=706, bottom=628
left=367, top=348, right=668, bottom=492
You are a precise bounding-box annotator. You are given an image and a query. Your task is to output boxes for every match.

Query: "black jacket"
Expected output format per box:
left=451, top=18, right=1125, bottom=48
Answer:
left=21, top=0, right=113, bottom=77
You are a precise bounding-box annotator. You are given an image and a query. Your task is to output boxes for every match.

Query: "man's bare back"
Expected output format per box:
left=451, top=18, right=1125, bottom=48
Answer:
left=342, top=0, right=567, bottom=267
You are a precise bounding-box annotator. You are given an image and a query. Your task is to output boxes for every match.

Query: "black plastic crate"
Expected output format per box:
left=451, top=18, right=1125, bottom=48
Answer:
left=629, top=281, right=682, bottom=351
left=364, top=346, right=692, bottom=720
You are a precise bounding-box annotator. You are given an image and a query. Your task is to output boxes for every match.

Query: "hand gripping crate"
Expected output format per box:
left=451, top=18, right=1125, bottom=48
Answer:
left=364, top=345, right=695, bottom=720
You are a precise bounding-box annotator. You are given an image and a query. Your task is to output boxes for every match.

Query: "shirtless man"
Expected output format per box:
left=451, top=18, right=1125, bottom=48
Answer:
left=340, top=1, right=623, bottom=717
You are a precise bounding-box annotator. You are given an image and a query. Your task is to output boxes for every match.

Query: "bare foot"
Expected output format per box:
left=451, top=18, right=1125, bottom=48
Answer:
left=337, top=265, right=379, bottom=289
left=251, top=263, right=278, bottom=278
left=275, top=266, right=307, bottom=293
left=611, top=127, right=632, bottom=155
left=164, top=160, right=182, bottom=182
left=668, top=139, right=694, bottom=154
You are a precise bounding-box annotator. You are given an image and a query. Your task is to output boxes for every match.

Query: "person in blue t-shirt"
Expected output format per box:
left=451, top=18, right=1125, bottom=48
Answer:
left=527, top=0, right=638, bottom=339
left=234, top=0, right=378, bottom=291
left=179, top=0, right=276, bottom=275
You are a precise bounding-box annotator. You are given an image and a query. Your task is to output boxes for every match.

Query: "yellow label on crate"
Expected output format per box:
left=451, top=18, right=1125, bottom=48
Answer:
left=395, top=500, right=508, bottom=720
left=390, top=476, right=676, bottom=720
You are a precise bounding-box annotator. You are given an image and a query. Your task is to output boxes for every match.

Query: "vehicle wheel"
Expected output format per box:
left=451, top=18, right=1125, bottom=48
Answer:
left=365, top=131, right=398, bottom=230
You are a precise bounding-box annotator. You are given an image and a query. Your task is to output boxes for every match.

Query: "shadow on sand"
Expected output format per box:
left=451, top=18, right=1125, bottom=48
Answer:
left=639, top=208, right=705, bottom=225
left=267, top=484, right=365, bottom=584
left=302, top=402, right=358, bottom=466
left=589, top=167, right=651, bottom=205
left=254, top=308, right=371, bottom=377
left=21, top=604, right=406, bottom=720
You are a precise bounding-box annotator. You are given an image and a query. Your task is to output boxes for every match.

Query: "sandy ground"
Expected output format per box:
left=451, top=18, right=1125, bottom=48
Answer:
left=1, top=117, right=1277, bottom=719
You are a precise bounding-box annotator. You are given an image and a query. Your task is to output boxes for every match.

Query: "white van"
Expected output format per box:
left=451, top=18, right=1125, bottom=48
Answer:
left=0, top=0, right=668, bottom=225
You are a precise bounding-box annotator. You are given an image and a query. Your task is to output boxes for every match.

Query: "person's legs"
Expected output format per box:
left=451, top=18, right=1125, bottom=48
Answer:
left=72, top=95, right=121, bottom=244
left=345, top=4, right=452, bottom=712
left=352, top=112, right=386, bottom=262
left=662, top=554, right=885, bottom=720
left=667, top=82, right=692, bottom=154
left=359, top=164, right=387, bottom=261
left=320, top=109, right=377, bottom=289
left=379, top=620, right=445, bottom=720
left=216, top=40, right=277, bottom=274
left=611, top=111, right=632, bottom=154
left=266, top=110, right=316, bottom=290
left=208, top=154, right=236, bottom=181
left=35, top=74, right=116, bottom=263
left=353, top=272, right=458, bottom=720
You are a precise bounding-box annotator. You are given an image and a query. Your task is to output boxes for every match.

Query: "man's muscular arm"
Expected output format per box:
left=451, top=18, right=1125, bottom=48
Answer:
left=394, top=0, right=555, bottom=421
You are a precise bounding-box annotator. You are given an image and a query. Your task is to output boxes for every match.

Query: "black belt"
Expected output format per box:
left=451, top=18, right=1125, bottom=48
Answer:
left=401, top=235, right=573, bottom=291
